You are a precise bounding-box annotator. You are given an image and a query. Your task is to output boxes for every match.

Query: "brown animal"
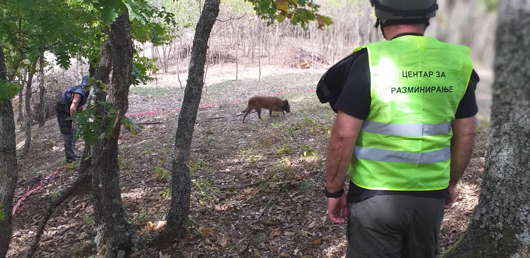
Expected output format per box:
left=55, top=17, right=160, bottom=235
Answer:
left=242, top=96, right=291, bottom=122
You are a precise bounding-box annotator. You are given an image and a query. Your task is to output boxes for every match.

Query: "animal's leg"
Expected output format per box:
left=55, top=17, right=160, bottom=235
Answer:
left=269, top=109, right=273, bottom=118
left=243, top=109, right=252, bottom=123
left=257, top=108, right=262, bottom=120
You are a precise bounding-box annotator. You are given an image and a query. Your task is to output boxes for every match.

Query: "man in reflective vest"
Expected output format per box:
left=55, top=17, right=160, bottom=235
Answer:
left=55, top=76, right=89, bottom=163
left=320, top=0, right=478, bottom=257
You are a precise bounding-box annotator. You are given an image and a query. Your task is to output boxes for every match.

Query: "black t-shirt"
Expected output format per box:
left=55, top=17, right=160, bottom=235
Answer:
left=331, top=40, right=479, bottom=203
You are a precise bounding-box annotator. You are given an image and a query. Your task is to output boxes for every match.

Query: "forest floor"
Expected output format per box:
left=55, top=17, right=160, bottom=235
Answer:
left=8, top=62, right=492, bottom=258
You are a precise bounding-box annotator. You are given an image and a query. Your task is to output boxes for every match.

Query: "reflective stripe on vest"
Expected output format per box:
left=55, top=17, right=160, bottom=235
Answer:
left=354, top=146, right=450, bottom=164
left=349, top=35, right=474, bottom=191
left=361, top=121, right=452, bottom=137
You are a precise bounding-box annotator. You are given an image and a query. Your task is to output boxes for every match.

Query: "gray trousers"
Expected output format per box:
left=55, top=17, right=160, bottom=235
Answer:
left=62, top=128, right=76, bottom=160
left=346, top=195, right=445, bottom=258
left=56, top=107, right=76, bottom=160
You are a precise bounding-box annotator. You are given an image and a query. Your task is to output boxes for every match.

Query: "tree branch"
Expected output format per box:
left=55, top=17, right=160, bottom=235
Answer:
left=216, top=14, right=247, bottom=23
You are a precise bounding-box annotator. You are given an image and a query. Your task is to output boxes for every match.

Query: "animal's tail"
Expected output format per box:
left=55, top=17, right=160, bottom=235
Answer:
left=241, top=105, right=252, bottom=113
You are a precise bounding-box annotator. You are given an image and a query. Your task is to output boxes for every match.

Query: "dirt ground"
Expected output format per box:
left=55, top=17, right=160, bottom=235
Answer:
left=7, top=63, right=492, bottom=258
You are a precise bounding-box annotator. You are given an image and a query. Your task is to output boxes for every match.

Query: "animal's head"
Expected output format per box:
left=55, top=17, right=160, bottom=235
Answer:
left=283, top=99, right=291, bottom=113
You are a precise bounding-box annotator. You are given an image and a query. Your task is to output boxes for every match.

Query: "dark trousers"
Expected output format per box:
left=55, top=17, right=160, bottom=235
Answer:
left=55, top=103, right=76, bottom=160
left=346, top=195, right=445, bottom=258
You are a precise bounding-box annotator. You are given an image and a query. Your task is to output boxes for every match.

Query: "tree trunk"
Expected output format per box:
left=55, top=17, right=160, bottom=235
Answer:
left=0, top=46, right=19, bottom=258
left=164, top=0, right=220, bottom=237
left=88, top=41, right=113, bottom=251
left=76, top=40, right=113, bottom=202
left=176, top=38, right=183, bottom=88
left=442, top=2, right=530, bottom=257
left=258, top=24, right=261, bottom=81
left=22, top=60, right=37, bottom=155
left=17, top=82, right=23, bottom=123
left=91, top=12, right=136, bottom=257
left=38, top=50, right=46, bottom=127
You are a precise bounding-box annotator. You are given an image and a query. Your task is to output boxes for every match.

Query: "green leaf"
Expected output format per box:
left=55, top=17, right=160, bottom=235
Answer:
left=72, top=106, right=99, bottom=145
left=122, top=116, right=143, bottom=135
left=0, top=80, right=22, bottom=104
left=15, top=0, right=37, bottom=9
left=276, top=0, right=289, bottom=11
left=91, top=0, right=126, bottom=25
left=315, top=14, right=333, bottom=29
left=0, top=203, right=5, bottom=221
left=131, top=55, right=158, bottom=86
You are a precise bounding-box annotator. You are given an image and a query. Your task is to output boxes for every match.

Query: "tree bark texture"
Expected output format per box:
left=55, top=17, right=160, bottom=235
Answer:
left=38, top=50, right=46, bottom=127
left=89, top=40, right=112, bottom=246
left=165, top=0, right=220, bottom=236
left=90, top=11, right=135, bottom=258
left=81, top=40, right=112, bottom=180
left=17, top=89, right=23, bottom=123
left=442, top=2, right=530, bottom=257
left=0, top=46, right=19, bottom=258
left=22, top=60, right=37, bottom=155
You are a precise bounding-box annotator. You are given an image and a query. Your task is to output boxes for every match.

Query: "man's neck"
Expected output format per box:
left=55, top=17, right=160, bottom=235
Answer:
left=383, top=25, right=425, bottom=40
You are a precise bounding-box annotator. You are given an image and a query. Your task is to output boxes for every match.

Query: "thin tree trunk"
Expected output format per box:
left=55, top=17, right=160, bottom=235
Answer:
left=176, top=38, right=183, bottom=88
left=91, top=12, right=136, bottom=258
left=22, top=60, right=37, bottom=155
left=442, top=2, right=530, bottom=257
left=38, top=50, right=46, bottom=127
left=203, top=37, right=210, bottom=85
left=235, top=41, right=238, bottom=81
left=164, top=0, right=220, bottom=237
left=258, top=23, right=261, bottom=81
left=17, top=77, right=23, bottom=123
left=0, top=46, right=19, bottom=258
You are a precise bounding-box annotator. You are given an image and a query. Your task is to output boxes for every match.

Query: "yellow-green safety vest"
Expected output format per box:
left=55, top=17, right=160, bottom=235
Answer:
left=350, top=35, right=474, bottom=191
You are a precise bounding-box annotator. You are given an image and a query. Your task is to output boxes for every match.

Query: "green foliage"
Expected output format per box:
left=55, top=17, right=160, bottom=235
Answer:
left=122, top=116, right=144, bottom=135
left=132, top=55, right=159, bottom=86
left=118, top=155, right=128, bottom=169
left=83, top=215, right=95, bottom=226
left=66, top=162, right=77, bottom=173
left=90, top=0, right=126, bottom=25
left=161, top=187, right=171, bottom=199
left=246, top=0, right=333, bottom=28
left=0, top=80, right=21, bottom=103
left=0, top=0, right=174, bottom=95
left=480, top=0, right=498, bottom=12
left=72, top=104, right=100, bottom=145
left=299, top=181, right=313, bottom=193
left=0, top=203, right=4, bottom=221
left=192, top=179, right=214, bottom=204
left=49, top=190, right=61, bottom=201
left=73, top=101, right=143, bottom=144
left=271, top=122, right=282, bottom=127
left=152, top=166, right=171, bottom=183
left=128, top=0, right=176, bottom=44
left=132, top=210, right=149, bottom=225
left=238, top=145, right=254, bottom=155
left=300, top=143, right=318, bottom=157
left=189, top=158, right=209, bottom=172
left=277, top=143, right=293, bottom=157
